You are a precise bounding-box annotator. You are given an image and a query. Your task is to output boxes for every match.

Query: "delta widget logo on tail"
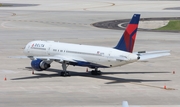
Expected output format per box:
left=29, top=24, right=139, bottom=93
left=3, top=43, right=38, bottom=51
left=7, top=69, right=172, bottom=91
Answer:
left=114, top=14, right=140, bottom=53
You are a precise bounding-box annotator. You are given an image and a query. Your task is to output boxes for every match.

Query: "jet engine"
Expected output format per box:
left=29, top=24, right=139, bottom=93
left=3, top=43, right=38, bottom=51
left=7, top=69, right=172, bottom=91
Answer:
left=31, top=59, right=50, bottom=71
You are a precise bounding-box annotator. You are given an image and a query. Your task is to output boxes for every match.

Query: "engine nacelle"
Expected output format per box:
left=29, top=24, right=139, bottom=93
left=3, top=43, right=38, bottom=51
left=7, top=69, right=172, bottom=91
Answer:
left=31, top=59, right=51, bottom=71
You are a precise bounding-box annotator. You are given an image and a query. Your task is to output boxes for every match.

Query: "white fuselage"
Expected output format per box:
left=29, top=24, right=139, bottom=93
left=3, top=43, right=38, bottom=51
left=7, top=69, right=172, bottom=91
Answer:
left=24, top=40, right=139, bottom=68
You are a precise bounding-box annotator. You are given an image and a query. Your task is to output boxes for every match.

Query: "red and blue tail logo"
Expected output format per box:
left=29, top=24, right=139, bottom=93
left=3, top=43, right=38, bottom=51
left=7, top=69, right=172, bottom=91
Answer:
left=114, top=14, right=140, bottom=53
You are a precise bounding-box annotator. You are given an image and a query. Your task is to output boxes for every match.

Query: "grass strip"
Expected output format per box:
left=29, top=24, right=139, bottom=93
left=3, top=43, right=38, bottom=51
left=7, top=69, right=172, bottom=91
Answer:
left=157, top=20, right=180, bottom=31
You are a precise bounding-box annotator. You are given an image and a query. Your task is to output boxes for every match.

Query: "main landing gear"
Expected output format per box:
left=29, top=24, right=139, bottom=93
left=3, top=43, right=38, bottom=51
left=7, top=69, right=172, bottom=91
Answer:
left=59, top=61, right=70, bottom=76
left=59, top=62, right=101, bottom=76
left=91, top=67, right=101, bottom=75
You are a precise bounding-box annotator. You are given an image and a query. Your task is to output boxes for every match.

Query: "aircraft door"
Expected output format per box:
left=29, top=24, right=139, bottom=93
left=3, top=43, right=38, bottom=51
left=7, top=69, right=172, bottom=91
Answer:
left=27, top=44, right=30, bottom=53
left=24, top=43, right=31, bottom=54
left=106, top=51, right=112, bottom=62
left=106, top=51, right=114, bottom=67
left=47, top=44, right=51, bottom=55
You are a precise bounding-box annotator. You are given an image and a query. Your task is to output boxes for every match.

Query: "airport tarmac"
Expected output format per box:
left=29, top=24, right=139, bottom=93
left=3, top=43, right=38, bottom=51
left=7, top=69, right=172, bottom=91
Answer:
left=0, top=0, right=180, bottom=107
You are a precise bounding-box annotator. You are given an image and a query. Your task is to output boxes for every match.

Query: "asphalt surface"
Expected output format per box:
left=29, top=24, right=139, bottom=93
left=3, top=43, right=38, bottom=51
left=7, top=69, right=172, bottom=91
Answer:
left=92, top=17, right=180, bottom=32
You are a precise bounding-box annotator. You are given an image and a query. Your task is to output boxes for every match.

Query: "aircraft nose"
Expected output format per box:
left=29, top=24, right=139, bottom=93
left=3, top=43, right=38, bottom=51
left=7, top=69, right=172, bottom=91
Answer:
left=23, top=45, right=27, bottom=53
left=23, top=43, right=29, bottom=54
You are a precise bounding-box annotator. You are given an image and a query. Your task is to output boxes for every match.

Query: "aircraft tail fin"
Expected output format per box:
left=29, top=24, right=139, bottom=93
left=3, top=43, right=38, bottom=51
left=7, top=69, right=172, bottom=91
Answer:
left=114, top=14, right=140, bottom=53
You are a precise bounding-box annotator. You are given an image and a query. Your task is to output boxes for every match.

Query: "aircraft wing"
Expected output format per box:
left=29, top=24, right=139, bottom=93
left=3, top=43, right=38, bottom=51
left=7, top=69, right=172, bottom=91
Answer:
left=9, top=55, right=86, bottom=63
left=134, top=50, right=170, bottom=60
left=28, top=55, right=87, bottom=63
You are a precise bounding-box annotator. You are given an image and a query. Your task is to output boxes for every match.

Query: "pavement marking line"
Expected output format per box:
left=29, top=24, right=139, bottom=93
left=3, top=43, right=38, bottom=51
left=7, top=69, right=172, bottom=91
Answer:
left=1, top=21, right=13, bottom=29
left=0, top=12, right=16, bottom=18
left=82, top=1, right=178, bottom=11
left=11, top=13, right=16, bottom=16
left=83, top=2, right=115, bottom=11
left=0, top=19, right=89, bottom=29
left=118, top=22, right=128, bottom=29
left=130, top=82, right=176, bottom=90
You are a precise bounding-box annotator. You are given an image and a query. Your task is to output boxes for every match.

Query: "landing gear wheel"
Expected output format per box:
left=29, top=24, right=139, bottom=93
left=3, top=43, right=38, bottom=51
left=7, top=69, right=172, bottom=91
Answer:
left=60, top=71, right=70, bottom=76
left=60, top=61, right=70, bottom=77
left=91, top=70, right=101, bottom=75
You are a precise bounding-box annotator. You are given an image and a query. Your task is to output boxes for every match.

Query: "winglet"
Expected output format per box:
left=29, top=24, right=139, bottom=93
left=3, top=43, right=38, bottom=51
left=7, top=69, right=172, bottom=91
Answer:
left=114, top=14, right=140, bottom=53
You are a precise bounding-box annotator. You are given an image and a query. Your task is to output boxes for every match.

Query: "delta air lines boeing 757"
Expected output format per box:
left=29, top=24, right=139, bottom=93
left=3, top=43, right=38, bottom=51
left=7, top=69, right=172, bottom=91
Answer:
left=23, top=14, right=170, bottom=76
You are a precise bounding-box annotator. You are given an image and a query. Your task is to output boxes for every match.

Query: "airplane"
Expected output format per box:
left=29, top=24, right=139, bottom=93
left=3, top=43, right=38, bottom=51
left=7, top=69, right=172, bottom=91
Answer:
left=23, top=14, right=170, bottom=76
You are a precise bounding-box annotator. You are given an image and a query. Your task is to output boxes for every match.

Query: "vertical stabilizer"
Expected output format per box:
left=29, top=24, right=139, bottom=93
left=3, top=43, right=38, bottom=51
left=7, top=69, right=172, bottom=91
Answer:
left=114, top=14, right=140, bottom=53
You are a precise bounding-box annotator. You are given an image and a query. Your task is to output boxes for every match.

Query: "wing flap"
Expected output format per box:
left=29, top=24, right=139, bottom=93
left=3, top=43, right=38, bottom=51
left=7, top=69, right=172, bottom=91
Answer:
left=134, top=50, right=170, bottom=60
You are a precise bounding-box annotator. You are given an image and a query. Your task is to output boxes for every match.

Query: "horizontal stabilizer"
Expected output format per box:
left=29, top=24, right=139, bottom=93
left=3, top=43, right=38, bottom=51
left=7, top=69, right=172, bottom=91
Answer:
left=134, top=50, right=170, bottom=60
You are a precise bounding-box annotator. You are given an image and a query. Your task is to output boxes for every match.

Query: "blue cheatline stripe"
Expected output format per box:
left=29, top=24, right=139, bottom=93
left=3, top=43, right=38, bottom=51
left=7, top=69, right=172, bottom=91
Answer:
left=129, top=28, right=137, bottom=52
left=71, top=60, right=109, bottom=68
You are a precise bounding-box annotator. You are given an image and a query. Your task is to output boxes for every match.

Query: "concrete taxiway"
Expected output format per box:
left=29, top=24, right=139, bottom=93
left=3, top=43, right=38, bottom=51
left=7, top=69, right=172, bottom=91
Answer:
left=0, top=0, right=180, bottom=107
